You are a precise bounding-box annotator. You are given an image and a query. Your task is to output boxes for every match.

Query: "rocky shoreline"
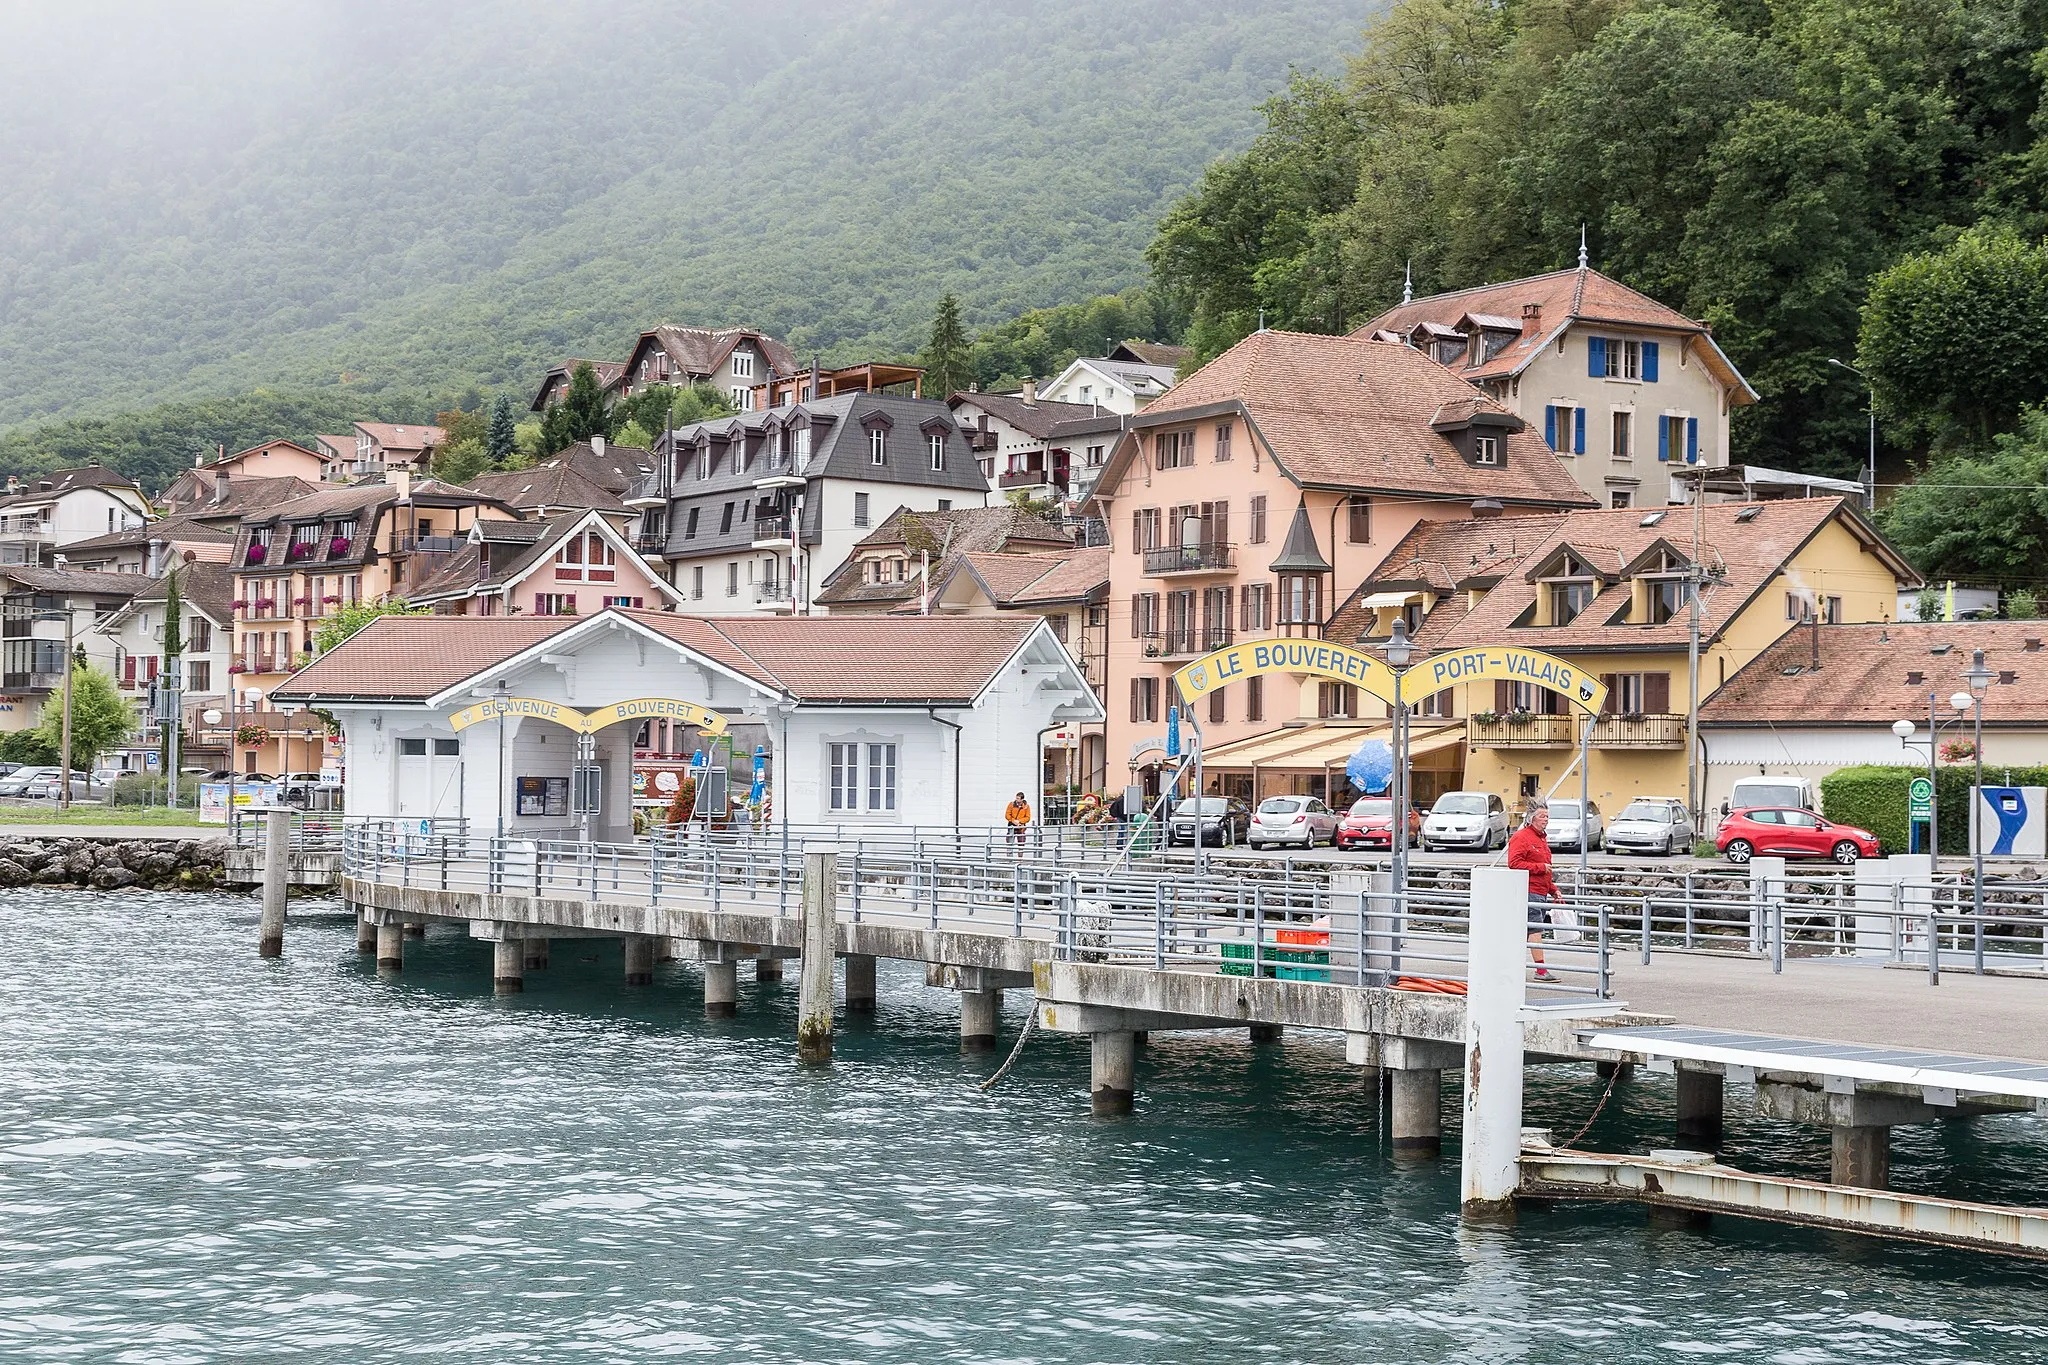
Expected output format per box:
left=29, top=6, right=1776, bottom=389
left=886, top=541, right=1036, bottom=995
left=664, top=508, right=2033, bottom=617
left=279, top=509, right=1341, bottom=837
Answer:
left=0, top=837, right=229, bottom=890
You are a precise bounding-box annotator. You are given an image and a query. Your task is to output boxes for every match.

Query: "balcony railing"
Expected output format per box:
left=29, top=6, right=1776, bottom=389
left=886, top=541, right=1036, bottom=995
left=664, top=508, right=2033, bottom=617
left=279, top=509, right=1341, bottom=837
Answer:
left=0, top=516, right=52, bottom=539
left=624, top=473, right=668, bottom=505
left=1142, top=541, right=1234, bottom=576
left=398, top=534, right=464, bottom=553
left=1591, top=712, right=1686, bottom=748
left=999, top=468, right=1059, bottom=491
left=753, top=515, right=795, bottom=545
left=753, top=579, right=790, bottom=603
left=1202, top=626, right=1234, bottom=652
left=634, top=531, right=668, bottom=553
left=1468, top=713, right=1577, bottom=748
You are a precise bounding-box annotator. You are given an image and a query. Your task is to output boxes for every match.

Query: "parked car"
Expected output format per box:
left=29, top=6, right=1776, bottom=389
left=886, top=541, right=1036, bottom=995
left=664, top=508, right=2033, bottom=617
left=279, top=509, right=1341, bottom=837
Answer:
left=1336, top=796, right=1422, bottom=850
left=1722, top=774, right=1816, bottom=816
left=10, top=768, right=88, bottom=800
left=0, top=762, right=20, bottom=778
left=1605, top=798, right=1695, bottom=856
left=1248, top=795, right=1339, bottom=850
left=1166, top=796, right=1250, bottom=847
left=1420, top=791, right=1509, bottom=851
left=1546, top=798, right=1604, bottom=852
left=0, top=766, right=61, bottom=798
left=1717, top=807, right=1880, bottom=865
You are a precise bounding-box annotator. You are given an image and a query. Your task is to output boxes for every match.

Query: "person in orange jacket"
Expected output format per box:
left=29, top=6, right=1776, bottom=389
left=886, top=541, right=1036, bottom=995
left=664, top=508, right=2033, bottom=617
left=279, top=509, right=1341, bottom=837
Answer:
left=1004, top=791, right=1032, bottom=852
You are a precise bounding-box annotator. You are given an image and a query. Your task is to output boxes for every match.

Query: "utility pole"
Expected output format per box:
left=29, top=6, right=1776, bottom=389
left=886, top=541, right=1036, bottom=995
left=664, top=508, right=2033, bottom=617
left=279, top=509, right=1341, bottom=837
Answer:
left=58, top=609, right=75, bottom=812
left=1686, top=489, right=1705, bottom=829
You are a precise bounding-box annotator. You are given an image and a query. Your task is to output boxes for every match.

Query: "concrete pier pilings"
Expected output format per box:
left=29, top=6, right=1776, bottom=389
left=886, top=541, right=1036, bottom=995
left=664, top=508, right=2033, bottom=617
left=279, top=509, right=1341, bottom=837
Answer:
left=356, top=912, right=377, bottom=956
left=704, top=960, right=738, bottom=1018
left=960, top=989, right=999, bottom=1052
left=404, top=921, right=426, bottom=939
left=797, top=847, right=838, bottom=1065
left=755, top=956, right=784, bottom=983
left=1249, top=1023, right=1283, bottom=1045
left=1390, top=1068, right=1442, bottom=1155
left=257, top=810, right=289, bottom=959
left=1090, top=1030, right=1135, bottom=1115
left=1459, top=866, right=1530, bottom=1225
left=523, top=938, right=550, bottom=971
left=623, top=935, right=655, bottom=986
left=493, top=939, right=524, bottom=995
left=1833, top=1125, right=1890, bottom=1190
left=1676, top=1069, right=1724, bottom=1151
left=376, top=923, right=405, bottom=973
left=843, top=954, right=877, bottom=1013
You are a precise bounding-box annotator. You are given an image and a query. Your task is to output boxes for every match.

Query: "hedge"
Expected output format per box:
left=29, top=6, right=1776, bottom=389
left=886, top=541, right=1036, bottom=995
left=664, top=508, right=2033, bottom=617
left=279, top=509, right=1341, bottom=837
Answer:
left=1821, top=763, right=2048, bottom=855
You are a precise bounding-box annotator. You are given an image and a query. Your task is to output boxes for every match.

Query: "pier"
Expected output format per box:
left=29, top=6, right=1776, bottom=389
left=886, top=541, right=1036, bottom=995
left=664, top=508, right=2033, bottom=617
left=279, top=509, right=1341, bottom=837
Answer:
left=322, top=820, right=2048, bottom=1258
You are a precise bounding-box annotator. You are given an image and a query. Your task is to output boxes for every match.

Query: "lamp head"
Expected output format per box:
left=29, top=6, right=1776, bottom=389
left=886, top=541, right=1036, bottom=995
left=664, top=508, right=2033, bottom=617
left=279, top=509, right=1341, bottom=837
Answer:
left=1891, top=719, right=1915, bottom=739
left=1964, top=647, right=1994, bottom=697
left=1951, top=691, right=1975, bottom=715
left=1384, top=616, right=1413, bottom=669
left=201, top=708, right=222, bottom=726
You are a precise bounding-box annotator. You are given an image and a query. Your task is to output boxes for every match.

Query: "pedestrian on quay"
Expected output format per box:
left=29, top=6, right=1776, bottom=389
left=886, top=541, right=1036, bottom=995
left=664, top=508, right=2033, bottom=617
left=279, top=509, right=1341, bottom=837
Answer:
left=1508, top=798, right=1558, bottom=982
left=1005, top=790, right=1033, bottom=854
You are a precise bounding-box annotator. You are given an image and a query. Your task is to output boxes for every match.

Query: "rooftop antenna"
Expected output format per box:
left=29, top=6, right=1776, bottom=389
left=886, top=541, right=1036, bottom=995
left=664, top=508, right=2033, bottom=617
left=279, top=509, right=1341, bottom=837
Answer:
left=1401, top=259, right=1413, bottom=305
left=1578, top=224, right=1590, bottom=270
left=1256, top=308, right=1267, bottom=333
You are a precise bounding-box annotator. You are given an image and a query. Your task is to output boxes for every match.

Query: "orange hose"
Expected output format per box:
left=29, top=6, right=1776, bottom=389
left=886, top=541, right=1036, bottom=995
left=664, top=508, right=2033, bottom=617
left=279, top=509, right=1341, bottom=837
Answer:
left=1392, top=976, right=1467, bottom=995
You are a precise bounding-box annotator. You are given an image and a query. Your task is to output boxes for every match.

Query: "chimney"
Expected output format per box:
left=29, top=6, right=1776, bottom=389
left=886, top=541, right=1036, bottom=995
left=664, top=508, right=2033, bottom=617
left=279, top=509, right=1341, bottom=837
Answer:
left=591, top=434, right=605, bottom=458
left=1521, top=302, right=1542, bottom=337
left=212, top=471, right=231, bottom=507
left=1470, top=498, right=1503, bottom=519
left=389, top=467, right=411, bottom=501
left=1021, top=377, right=1037, bottom=404
left=195, top=447, right=206, bottom=468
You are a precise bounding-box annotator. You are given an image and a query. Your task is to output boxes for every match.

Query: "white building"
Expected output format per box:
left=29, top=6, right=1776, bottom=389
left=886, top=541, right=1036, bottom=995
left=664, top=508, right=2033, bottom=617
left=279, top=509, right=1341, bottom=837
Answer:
left=89, top=562, right=238, bottom=774
left=0, top=466, right=152, bottom=568
left=273, top=608, right=1103, bottom=838
left=1037, top=355, right=1180, bottom=415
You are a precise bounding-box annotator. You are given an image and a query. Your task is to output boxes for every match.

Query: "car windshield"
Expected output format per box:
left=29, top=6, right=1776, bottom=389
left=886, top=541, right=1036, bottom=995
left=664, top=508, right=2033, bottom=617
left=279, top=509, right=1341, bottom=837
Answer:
left=1348, top=799, right=1392, bottom=818
left=1258, top=797, right=1304, bottom=814
left=1549, top=801, right=1581, bottom=819
left=1736, top=783, right=1805, bottom=810
left=1619, top=802, right=1673, bottom=823
left=1434, top=794, right=1488, bottom=815
left=1174, top=798, right=1229, bottom=816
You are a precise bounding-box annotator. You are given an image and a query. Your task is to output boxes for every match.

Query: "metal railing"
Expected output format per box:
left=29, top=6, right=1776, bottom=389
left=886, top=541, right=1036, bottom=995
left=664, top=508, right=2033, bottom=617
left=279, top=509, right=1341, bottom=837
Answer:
left=1469, top=713, right=1576, bottom=748
left=1142, top=541, right=1234, bottom=576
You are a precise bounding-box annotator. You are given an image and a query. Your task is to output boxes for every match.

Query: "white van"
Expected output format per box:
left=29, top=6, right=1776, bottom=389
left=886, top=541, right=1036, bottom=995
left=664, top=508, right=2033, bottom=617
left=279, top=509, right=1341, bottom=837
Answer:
left=1725, top=774, right=1815, bottom=815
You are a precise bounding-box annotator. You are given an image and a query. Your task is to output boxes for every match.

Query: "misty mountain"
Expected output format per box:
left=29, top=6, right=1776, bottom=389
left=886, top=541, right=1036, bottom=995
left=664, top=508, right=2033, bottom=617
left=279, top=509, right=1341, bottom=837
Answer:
left=0, top=0, right=1372, bottom=432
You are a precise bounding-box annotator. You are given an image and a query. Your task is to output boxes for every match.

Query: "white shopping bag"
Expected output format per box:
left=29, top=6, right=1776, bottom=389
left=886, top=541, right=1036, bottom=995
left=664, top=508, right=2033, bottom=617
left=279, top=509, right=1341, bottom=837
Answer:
left=1548, top=903, right=1582, bottom=944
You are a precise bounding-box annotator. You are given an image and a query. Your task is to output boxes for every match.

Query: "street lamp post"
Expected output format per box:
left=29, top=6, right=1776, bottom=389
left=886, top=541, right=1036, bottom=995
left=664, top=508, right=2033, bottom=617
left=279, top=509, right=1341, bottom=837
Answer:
left=1827, top=357, right=1877, bottom=513
left=494, top=677, right=510, bottom=843
left=1963, top=649, right=1994, bottom=931
left=1384, top=618, right=1414, bottom=896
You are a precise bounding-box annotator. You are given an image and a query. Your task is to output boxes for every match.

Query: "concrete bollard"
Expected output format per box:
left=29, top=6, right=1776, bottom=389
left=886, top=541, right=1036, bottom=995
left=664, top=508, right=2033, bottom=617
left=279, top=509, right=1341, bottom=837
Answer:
left=1090, top=1030, right=1135, bottom=1115
left=1676, top=1068, right=1724, bottom=1151
left=960, top=988, right=999, bottom=1052
left=257, top=808, right=289, bottom=958
left=493, top=939, right=524, bottom=995
left=623, top=935, right=655, bottom=986
left=703, top=960, right=738, bottom=1018
left=1460, top=865, right=1529, bottom=1224
left=1390, top=1068, right=1442, bottom=1155
left=843, top=953, right=877, bottom=1013
left=356, top=911, right=377, bottom=956
left=376, top=921, right=405, bottom=973
left=523, top=938, right=550, bottom=971
left=755, top=956, right=784, bottom=983
left=797, top=846, right=838, bottom=1064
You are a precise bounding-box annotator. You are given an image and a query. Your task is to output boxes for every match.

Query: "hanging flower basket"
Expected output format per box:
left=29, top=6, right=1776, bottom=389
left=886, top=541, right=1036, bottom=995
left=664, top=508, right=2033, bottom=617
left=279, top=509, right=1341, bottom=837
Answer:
left=287, top=541, right=314, bottom=561
left=234, top=724, right=270, bottom=749
left=329, top=536, right=351, bottom=556
left=229, top=599, right=248, bottom=609
left=322, top=594, right=342, bottom=603
left=254, top=598, right=276, bottom=611
left=1941, top=739, right=1979, bottom=763
left=245, top=543, right=267, bottom=565
left=228, top=662, right=249, bottom=675
left=293, top=596, right=312, bottom=605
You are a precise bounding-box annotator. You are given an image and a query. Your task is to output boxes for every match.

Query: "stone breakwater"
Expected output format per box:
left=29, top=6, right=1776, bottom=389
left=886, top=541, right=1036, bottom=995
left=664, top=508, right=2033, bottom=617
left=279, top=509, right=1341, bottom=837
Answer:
left=0, top=837, right=228, bottom=891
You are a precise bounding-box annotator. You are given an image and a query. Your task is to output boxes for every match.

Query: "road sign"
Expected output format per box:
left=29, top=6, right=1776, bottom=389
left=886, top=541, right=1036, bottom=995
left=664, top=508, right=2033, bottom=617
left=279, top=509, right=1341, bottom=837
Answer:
left=1909, top=776, right=1934, bottom=818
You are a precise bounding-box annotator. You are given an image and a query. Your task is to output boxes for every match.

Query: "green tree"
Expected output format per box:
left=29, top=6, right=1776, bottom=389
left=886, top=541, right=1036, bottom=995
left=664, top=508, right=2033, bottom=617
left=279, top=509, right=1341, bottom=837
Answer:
left=1860, top=227, right=2048, bottom=448
left=313, top=599, right=431, bottom=655
left=436, top=404, right=488, bottom=449
left=921, top=293, right=973, bottom=397
left=614, top=419, right=654, bottom=451
left=434, top=436, right=492, bottom=484
left=37, top=664, right=134, bottom=777
left=540, top=361, right=611, bottom=454
left=1879, top=407, right=2048, bottom=582
left=486, top=394, right=518, bottom=465
left=160, top=567, right=183, bottom=779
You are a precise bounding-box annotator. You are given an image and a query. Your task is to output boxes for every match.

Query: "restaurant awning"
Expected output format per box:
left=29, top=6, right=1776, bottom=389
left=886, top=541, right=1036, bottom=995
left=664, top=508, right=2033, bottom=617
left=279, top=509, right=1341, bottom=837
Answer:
left=1201, top=722, right=1391, bottom=771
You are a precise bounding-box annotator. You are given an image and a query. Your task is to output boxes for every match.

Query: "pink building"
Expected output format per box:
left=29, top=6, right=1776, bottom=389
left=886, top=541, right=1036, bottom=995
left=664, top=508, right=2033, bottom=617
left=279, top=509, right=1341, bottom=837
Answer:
left=1084, top=329, right=1593, bottom=804
left=409, top=509, right=680, bottom=617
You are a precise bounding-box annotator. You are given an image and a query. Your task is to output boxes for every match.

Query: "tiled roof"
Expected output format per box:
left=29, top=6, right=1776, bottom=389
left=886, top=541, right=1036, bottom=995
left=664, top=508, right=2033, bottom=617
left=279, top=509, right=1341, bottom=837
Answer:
left=271, top=616, right=582, bottom=700
left=121, top=562, right=238, bottom=623
left=952, top=547, right=1110, bottom=607
left=354, top=421, right=446, bottom=452
left=206, top=439, right=322, bottom=470
left=549, top=439, right=657, bottom=494
left=1432, top=498, right=1897, bottom=653
left=1327, top=514, right=1571, bottom=643
left=814, top=505, right=1075, bottom=608
left=201, top=476, right=324, bottom=518
left=61, top=516, right=237, bottom=554
left=643, top=325, right=798, bottom=380
left=466, top=463, right=628, bottom=514
left=1702, top=622, right=2048, bottom=726
left=950, top=392, right=1104, bottom=440
left=1134, top=330, right=1594, bottom=507
left=410, top=514, right=624, bottom=601
left=0, top=566, right=148, bottom=597
left=0, top=465, right=143, bottom=508
left=1109, top=340, right=1193, bottom=368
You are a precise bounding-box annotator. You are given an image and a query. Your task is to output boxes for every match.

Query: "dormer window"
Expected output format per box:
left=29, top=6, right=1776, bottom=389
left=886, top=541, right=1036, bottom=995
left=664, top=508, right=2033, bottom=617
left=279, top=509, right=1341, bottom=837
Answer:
left=1473, top=435, right=1500, bottom=466
left=869, top=427, right=886, bottom=464
left=1647, top=577, right=1684, bottom=624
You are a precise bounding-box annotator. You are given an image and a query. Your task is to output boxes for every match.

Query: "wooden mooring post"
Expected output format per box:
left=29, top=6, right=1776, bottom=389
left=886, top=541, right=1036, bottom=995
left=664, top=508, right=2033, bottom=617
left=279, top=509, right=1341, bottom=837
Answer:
left=257, top=809, right=289, bottom=958
left=797, top=845, right=837, bottom=1064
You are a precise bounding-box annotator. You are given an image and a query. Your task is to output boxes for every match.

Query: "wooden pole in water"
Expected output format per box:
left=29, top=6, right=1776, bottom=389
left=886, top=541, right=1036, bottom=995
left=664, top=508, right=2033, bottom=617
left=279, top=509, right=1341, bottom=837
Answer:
left=257, top=808, right=289, bottom=957
left=797, top=844, right=838, bottom=1064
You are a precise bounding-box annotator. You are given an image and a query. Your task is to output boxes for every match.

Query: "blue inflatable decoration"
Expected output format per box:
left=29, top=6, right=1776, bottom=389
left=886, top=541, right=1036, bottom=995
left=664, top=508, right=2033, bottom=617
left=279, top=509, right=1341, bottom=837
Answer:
left=1346, top=738, right=1394, bottom=795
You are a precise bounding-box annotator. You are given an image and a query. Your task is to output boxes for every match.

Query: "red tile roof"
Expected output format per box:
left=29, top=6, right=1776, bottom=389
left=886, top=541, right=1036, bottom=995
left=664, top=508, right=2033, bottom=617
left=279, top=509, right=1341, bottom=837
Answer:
left=1703, top=622, right=2048, bottom=726
left=1132, top=330, right=1594, bottom=508
left=354, top=422, right=446, bottom=453
left=1327, top=514, right=1571, bottom=645
left=271, top=616, right=582, bottom=700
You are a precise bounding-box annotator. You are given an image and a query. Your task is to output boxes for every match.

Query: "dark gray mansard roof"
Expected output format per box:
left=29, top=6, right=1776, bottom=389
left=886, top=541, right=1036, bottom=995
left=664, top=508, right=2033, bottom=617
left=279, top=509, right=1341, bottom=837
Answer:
left=653, top=393, right=988, bottom=557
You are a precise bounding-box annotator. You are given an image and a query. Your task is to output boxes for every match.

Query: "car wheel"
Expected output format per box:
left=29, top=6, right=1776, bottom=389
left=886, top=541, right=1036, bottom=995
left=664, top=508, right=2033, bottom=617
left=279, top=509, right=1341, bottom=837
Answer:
left=1832, top=840, right=1861, bottom=865
left=1725, top=838, right=1753, bottom=865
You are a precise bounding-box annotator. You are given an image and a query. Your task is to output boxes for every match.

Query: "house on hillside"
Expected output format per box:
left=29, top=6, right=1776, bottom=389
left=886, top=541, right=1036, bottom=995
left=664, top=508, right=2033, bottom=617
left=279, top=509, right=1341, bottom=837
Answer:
left=0, top=566, right=144, bottom=734
left=318, top=422, right=448, bottom=482
left=62, top=515, right=237, bottom=575
left=614, top=326, right=798, bottom=411
left=1356, top=261, right=1758, bottom=510
left=1038, top=354, right=1179, bottom=414
left=649, top=392, right=990, bottom=615
left=1700, top=621, right=2048, bottom=815
left=1320, top=498, right=1919, bottom=819
left=530, top=359, right=627, bottom=411
left=160, top=440, right=328, bottom=510
left=90, top=562, right=238, bottom=774
left=409, top=510, right=681, bottom=618
left=1083, top=328, right=1594, bottom=805
left=812, top=505, right=1077, bottom=617
left=949, top=384, right=1125, bottom=505
left=0, top=466, right=152, bottom=569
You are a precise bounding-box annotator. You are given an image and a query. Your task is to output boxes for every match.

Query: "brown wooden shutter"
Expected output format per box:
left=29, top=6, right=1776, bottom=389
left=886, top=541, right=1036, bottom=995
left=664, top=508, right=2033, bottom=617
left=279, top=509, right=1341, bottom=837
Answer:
left=1495, top=680, right=1512, bottom=712
left=1644, top=672, right=1671, bottom=714
left=1601, top=674, right=1619, bottom=715
left=1131, top=510, right=1142, bottom=554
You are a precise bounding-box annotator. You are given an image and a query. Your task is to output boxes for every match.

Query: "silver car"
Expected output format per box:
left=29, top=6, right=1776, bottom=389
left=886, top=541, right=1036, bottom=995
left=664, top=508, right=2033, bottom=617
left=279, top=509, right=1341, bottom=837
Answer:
left=1421, top=791, right=1509, bottom=851
left=1248, top=795, right=1338, bottom=850
left=1546, top=798, right=1604, bottom=852
left=1605, top=797, right=1695, bottom=856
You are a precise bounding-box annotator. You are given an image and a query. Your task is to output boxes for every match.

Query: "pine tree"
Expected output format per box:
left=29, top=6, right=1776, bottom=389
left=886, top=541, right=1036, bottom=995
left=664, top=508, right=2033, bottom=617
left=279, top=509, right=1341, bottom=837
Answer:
left=544, top=361, right=611, bottom=454
left=160, top=566, right=183, bottom=783
left=486, top=394, right=517, bottom=465
left=921, top=292, right=972, bottom=398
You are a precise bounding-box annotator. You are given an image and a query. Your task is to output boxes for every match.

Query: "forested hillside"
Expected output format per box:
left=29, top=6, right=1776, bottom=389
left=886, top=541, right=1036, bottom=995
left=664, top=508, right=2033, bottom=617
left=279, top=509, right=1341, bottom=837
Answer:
left=1149, top=0, right=2048, bottom=482
left=0, top=0, right=1371, bottom=435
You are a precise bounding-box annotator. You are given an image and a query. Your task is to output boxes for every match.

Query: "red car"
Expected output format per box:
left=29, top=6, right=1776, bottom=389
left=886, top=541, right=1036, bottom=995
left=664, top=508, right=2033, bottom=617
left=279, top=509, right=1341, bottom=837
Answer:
left=1716, top=807, right=1881, bottom=865
left=1337, top=797, right=1423, bottom=851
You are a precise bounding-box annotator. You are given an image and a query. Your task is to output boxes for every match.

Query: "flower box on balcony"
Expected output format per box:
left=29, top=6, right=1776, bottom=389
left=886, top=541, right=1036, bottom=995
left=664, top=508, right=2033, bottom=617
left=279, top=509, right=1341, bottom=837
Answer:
left=1473, top=710, right=1500, bottom=725
left=228, top=663, right=249, bottom=674
left=287, top=542, right=314, bottom=561
left=292, top=597, right=312, bottom=606
left=1506, top=709, right=1535, bottom=726
left=254, top=599, right=276, bottom=610
left=229, top=599, right=248, bottom=609
left=329, top=537, right=351, bottom=556
left=245, top=544, right=267, bottom=565
left=321, top=595, right=342, bottom=603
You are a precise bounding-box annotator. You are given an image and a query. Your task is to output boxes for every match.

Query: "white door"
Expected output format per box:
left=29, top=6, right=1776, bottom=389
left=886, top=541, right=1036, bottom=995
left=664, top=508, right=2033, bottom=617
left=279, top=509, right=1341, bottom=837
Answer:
left=395, top=737, right=464, bottom=820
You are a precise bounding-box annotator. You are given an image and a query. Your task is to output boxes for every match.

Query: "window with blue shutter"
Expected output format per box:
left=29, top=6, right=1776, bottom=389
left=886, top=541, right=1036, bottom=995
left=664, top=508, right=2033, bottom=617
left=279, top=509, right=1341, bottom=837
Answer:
left=1587, top=336, right=1606, bottom=379
left=1657, top=417, right=1671, bottom=463
left=1642, top=341, right=1659, bottom=383
left=1544, top=406, right=1557, bottom=449
left=1574, top=407, right=1586, bottom=454
left=1686, top=416, right=1699, bottom=464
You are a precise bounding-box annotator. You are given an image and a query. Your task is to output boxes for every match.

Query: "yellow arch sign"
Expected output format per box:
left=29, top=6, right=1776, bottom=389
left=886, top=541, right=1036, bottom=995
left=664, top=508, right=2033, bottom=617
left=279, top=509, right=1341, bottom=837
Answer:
left=1397, top=646, right=1607, bottom=716
left=446, top=696, right=730, bottom=736
left=1172, top=640, right=1398, bottom=705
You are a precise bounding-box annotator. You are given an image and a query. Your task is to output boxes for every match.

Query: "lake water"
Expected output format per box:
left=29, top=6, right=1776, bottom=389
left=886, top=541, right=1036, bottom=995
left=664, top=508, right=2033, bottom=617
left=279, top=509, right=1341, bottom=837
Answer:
left=3, top=889, right=2047, bottom=1362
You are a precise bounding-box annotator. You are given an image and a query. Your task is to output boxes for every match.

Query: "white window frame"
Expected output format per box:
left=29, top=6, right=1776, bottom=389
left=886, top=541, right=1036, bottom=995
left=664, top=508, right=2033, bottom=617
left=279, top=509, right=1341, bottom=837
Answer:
left=731, top=349, right=755, bottom=379
left=1473, top=435, right=1500, bottom=466
left=1604, top=338, right=1642, bottom=382
left=928, top=432, right=945, bottom=470
left=869, top=428, right=886, bottom=465
left=825, top=734, right=900, bottom=818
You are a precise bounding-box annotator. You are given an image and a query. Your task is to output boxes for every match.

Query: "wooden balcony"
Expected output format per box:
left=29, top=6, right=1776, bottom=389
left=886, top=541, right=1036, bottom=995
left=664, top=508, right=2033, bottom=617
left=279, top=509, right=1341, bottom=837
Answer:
left=1468, top=713, right=1576, bottom=748
left=1590, top=712, right=1687, bottom=748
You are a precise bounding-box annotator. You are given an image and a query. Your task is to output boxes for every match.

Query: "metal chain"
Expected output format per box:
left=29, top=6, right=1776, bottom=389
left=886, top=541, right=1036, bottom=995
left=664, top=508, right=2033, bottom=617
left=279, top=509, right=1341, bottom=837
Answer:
left=1560, top=1066, right=1622, bottom=1150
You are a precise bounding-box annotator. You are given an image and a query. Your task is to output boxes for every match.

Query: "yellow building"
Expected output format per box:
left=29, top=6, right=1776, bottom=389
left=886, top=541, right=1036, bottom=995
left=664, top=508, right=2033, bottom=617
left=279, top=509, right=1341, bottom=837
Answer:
left=1327, top=497, right=1919, bottom=818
